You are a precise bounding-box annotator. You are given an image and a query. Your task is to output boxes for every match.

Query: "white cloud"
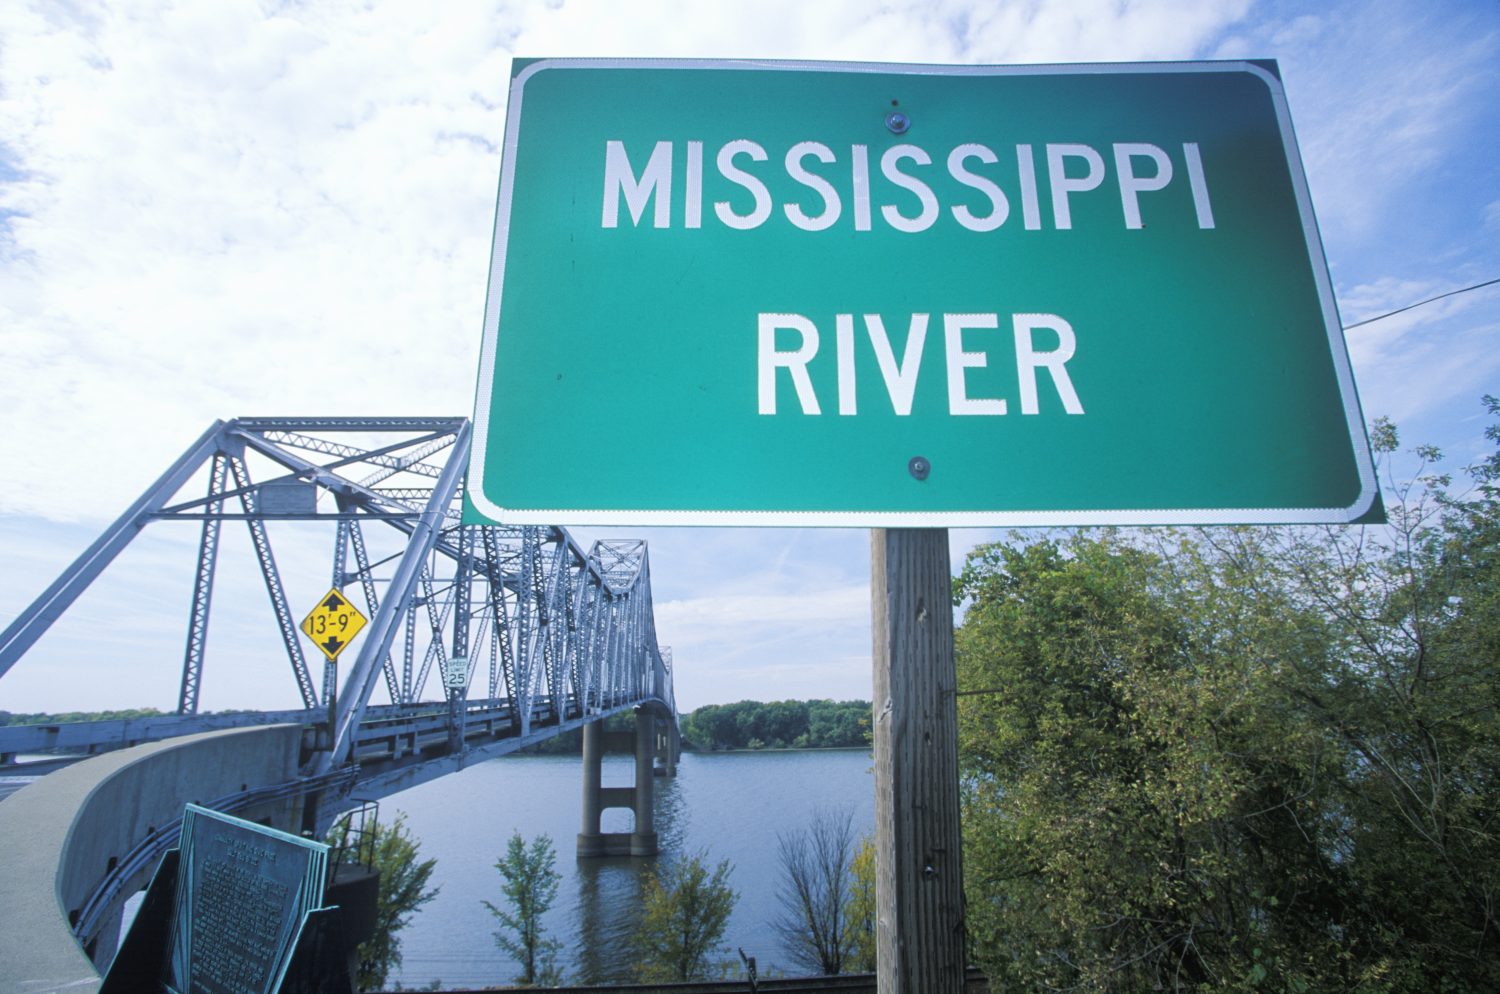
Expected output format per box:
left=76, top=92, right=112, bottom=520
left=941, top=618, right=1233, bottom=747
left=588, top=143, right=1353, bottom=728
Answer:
left=501, top=0, right=1251, bottom=64
left=657, top=585, right=867, bottom=644
left=674, top=653, right=874, bottom=711
left=1, top=0, right=513, bottom=520
left=1345, top=285, right=1500, bottom=428
left=654, top=571, right=873, bottom=710
left=2, top=0, right=1496, bottom=713
left=0, top=0, right=1258, bottom=521
left=1339, top=275, right=1447, bottom=319
left=1212, top=0, right=1499, bottom=247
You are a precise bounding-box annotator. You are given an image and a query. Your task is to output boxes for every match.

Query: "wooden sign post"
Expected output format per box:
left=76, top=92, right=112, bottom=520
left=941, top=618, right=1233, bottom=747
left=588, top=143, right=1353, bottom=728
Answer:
left=871, top=528, right=966, bottom=993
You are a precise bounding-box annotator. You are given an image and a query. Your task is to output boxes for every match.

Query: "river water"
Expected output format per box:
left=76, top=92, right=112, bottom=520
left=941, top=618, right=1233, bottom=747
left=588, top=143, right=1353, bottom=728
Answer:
left=384, top=748, right=875, bottom=990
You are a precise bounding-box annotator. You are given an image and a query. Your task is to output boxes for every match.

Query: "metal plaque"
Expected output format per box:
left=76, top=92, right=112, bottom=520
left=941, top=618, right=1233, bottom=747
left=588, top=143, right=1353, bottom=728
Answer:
left=164, top=805, right=329, bottom=994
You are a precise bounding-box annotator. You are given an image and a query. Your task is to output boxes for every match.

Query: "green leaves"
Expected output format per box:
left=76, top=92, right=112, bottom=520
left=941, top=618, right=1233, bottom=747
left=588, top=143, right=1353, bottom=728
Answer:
left=680, top=699, right=872, bottom=751
left=844, top=835, right=877, bottom=974
left=959, top=529, right=1345, bottom=990
left=328, top=812, right=438, bottom=992
left=956, top=399, right=1500, bottom=993
left=631, top=851, right=737, bottom=982
left=483, top=831, right=562, bottom=987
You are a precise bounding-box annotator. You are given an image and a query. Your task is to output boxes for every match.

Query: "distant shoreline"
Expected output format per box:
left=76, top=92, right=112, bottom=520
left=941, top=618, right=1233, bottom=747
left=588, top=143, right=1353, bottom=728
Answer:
left=685, top=744, right=871, bottom=755
left=509, top=743, right=871, bottom=758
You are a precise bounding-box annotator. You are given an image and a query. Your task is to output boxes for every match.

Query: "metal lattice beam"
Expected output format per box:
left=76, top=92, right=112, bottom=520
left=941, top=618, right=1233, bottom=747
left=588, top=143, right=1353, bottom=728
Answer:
left=228, top=456, right=319, bottom=710
left=347, top=519, right=400, bottom=705
left=0, top=421, right=225, bottom=679
left=178, top=451, right=230, bottom=714
left=320, top=419, right=472, bottom=771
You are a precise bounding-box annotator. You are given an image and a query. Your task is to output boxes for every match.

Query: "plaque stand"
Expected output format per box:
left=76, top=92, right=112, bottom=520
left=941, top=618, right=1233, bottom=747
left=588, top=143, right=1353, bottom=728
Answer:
left=102, top=848, right=354, bottom=994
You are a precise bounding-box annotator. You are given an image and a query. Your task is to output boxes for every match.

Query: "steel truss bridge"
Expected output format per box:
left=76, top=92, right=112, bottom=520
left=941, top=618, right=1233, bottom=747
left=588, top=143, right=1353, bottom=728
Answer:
left=0, top=414, right=677, bottom=788
left=0, top=417, right=681, bottom=977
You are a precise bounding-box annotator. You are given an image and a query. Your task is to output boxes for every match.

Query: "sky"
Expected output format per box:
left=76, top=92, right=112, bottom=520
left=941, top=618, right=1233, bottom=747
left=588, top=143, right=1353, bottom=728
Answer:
left=1, top=0, right=1497, bottom=716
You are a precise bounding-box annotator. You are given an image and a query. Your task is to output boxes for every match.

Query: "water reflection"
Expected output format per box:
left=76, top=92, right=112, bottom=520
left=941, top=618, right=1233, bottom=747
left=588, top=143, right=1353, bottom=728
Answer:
left=385, top=749, right=874, bottom=988
left=572, top=856, right=647, bottom=982
left=570, top=772, right=687, bottom=983
left=656, top=770, right=688, bottom=852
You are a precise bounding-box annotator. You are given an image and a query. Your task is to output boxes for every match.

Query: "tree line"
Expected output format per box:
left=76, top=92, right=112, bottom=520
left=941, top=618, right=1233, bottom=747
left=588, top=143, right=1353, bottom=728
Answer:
left=518, top=700, right=874, bottom=755
left=681, top=698, right=871, bottom=751
left=0, top=699, right=875, bottom=754
left=0, top=707, right=165, bottom=725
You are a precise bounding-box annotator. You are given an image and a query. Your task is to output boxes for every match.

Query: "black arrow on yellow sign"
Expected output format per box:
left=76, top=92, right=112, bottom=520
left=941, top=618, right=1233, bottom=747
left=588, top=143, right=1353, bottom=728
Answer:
left=301, top=587, right=367, bottom=662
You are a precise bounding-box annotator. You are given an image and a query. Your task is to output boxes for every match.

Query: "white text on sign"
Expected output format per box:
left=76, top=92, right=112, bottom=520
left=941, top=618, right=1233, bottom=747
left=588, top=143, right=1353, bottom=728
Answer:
left=757, top=313, right=1084, bottom=417
left=602, top=140, right=1215, bottom=233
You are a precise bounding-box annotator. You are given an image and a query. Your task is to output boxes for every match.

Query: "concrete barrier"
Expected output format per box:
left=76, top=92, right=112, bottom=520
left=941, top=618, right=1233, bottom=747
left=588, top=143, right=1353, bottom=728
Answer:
left=0, top=725, right=304, bottom=994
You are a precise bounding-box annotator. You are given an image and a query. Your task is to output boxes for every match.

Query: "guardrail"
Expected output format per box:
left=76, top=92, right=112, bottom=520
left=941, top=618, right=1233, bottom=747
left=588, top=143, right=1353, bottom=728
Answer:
left=71, top=767, right=357, bottom=946
left=0, top=694, right=639, bottom=771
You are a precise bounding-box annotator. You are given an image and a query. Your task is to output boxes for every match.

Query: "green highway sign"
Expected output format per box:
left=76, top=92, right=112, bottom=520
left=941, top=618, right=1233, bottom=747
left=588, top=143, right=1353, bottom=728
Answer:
left=467, top=58, right=1379, bottom=527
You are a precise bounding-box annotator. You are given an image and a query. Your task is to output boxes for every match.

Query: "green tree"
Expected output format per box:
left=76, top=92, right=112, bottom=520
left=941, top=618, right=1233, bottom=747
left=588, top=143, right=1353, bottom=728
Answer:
left=680, top=700, right=871, bottom=750
left=954, top=401, right=1500, bottom=993
left=482, top=832, right=562, bottom=986
left=328, top=813, right=439, bottom=992
left=806, top=699, right=871, bottom=749
left=632, top=851, right=738, bottom=982
left=682, top=703, right=731, bottom=750
left=1274, top=407, right=1500, bottom=987
left=773, top=807, right=857, bottom=975
left=843, top=835, right=877, bottom=973
left=759, top=700, right=810, bottom=748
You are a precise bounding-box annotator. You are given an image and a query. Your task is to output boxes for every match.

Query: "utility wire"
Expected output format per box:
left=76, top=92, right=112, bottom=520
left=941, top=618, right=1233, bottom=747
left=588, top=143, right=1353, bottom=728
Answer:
left=1342, top=277, right=1500, bottom=330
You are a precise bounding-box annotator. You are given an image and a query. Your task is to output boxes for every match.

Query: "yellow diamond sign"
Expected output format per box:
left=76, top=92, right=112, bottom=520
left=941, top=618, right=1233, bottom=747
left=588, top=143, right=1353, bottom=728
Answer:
left=299, top=588, right=367, bottom=661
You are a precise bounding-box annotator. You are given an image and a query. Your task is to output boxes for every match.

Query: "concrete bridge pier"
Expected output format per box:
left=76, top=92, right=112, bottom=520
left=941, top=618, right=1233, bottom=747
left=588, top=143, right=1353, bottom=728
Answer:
left=630, top=711, right=656, bottom=854
left=577, top=720, right=604, bottom=855
left=656, top=720, right=680, bottom=777
left=576, top=711, right=659, bottom=858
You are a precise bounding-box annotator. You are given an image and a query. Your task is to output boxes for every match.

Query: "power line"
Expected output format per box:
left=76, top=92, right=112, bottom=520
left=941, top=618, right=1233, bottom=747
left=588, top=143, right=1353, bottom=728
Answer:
left=1342, top=277, right=1500, bottom=330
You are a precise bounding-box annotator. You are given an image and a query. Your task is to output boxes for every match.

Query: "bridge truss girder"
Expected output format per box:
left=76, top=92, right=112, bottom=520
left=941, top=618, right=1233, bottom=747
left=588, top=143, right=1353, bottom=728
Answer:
left=0, top=417, right=675, bottom=774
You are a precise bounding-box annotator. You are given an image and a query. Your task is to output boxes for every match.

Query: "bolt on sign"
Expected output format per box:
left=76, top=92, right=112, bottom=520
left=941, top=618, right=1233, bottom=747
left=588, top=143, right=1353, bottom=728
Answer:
left=299, top=588, right=368, bottom=661
left=466, top=58, right=1380, bottom=527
